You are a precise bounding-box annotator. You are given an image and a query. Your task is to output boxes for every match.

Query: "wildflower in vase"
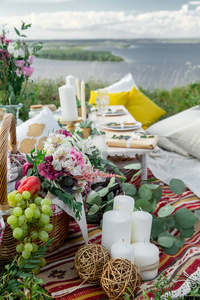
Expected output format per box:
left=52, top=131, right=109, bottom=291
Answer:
left=0, top=21, right=42, bottom=105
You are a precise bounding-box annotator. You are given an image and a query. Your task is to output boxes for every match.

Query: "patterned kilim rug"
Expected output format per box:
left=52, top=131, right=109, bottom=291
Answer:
left=38, top=172, right=200, bottom=300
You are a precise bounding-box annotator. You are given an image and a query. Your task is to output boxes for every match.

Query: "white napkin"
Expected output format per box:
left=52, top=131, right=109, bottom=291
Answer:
left=47, top=192, right=88, bottom=244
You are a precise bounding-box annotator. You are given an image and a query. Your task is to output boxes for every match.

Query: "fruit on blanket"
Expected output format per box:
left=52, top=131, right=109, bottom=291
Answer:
left=17, top=176, right=41, bottom=196
left=7, top=185, right=54, bottom=274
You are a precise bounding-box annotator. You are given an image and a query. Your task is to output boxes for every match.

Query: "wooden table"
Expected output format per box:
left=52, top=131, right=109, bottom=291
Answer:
left=89, top=105, right=154, bottom=180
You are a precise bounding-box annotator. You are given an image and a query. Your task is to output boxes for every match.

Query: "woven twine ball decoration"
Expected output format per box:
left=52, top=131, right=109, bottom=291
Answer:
left=74, top=244, right=111, bottom=283
left=100, top=258, right=142, bottom=300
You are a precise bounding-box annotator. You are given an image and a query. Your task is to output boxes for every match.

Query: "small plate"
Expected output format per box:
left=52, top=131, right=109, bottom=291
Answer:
left=97, top=110, right=126, bottom=116
left=102, top=121, right=142, bottom=131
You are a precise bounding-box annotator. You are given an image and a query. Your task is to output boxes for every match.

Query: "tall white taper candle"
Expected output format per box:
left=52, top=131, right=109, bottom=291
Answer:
left=76, top=78, right=81, bottom=100
left=81, top=80, right=86, bottom=121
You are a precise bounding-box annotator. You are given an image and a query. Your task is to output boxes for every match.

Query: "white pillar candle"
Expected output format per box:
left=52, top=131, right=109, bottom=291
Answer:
left=113, top=195, right=135, bottom=214
left=101, top=210, right=132, bottom=252
left=58, top=85, right=78, bottom=121
left=111, top=242, right=134, bottom=264
left=81, top=80, right=86, bottom=121
left=132, top=242, right=159, bottom=281
left=131, top=211, right=152, bottom=243
left=66, top=75, right=76, bottom=91
left=76, top=78, right=81, bottom=100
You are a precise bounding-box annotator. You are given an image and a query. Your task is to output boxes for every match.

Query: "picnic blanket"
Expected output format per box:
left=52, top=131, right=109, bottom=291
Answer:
left=38, top=170, right=200, bottom=300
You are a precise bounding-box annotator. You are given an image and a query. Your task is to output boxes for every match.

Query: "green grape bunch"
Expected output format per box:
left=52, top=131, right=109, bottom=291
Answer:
left=7, top=182, right=54, bottom=273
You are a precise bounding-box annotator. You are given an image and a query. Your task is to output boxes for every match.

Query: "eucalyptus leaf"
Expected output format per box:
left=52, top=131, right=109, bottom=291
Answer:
left=104, top=203, right=113, bottom=212
left=143, top=184, right=159, bottom=190
left=124, top=163, right=141, bottom=170
left=149, top=197, right=157, bottom=212
left=179, top=226, right=194, bottom=238
left=122, top=182, right=137, bottom=196
left=174, top=208, right=197, bottom=229
left=107, top=191, right=114, bottom=201
left=175, top=236, right=185, bottom=248
left=151, top=218, right=165, bottom=239
left=195, top=210, right=200, bottom=221
left=164, top=215, right=175, bottom=230
left=158, top=204, right=175, bottom=218
left=135, top=199, right=153, bottom=213
left=87, top=192, right=102, bottom=206
left=88, top=204, right=100, bottom=215
left=162, top=240, right=180, bottom=255
left=152, top=186, right=163, bottom=203
left=138, top=185, right=152, bottom=201
left=97, top=187, right=109, bottom=197
left=158, top=232, right=175, bottom=248
left=131, top=169, right=142, bottom=181
left=169, top=178, right=185, bottom=195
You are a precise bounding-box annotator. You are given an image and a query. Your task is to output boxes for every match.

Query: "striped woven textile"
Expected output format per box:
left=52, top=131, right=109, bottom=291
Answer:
left=38, top=172, right=200, bottom=300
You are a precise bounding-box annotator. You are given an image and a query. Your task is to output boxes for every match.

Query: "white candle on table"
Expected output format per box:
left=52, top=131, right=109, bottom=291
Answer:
left=66, top=75, right=76, bottom=91
left=101, top=210, right=132, bottom=252
left=81, top=80, right=86, bottom=121
left=58, top=85, right=78, bottom=121
left=111, top=242, right=134, bottom=264
left=113, top=195, right=135, bottom=214
left=76, top=78, right=81, bottom=100
left=131, top=211, right=152, bottom=243
left=132, top=242, right=159, bottom=281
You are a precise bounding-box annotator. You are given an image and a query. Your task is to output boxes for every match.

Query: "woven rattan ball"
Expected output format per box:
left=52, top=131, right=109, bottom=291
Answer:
left=74, top=244, right=111, bottom=283
left=100, top=258, right=142, bottom=300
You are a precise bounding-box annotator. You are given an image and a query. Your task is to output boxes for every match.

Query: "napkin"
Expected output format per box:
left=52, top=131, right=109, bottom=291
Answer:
left=106, top=135, right=159, bottom=149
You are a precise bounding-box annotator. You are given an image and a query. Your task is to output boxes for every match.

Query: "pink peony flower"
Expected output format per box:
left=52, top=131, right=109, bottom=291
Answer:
left=21, top=66, right=34, bottom=77
left=27, top=55, right=34, bottom=64
left=15, top=59, right=25, bottom=68
left=70, top=147, right=85, bottom=169
left=57, top=129, right=72, bottom=138
left=37, top=155, right=63, bottom=181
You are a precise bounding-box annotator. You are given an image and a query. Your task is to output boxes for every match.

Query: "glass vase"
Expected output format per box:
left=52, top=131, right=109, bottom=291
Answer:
left=1, top=103, right=23, bottom=125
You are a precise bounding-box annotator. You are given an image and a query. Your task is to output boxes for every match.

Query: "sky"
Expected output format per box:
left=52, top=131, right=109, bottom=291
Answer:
left=1, top=0, right=200, bottom=40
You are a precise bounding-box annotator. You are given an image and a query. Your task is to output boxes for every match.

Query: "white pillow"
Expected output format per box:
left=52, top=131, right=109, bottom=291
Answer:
left=147, top=105, right=200, bottom=157
left=16, top=106, right=60, bottom=154
left=98, top=73, right=138, bottom=93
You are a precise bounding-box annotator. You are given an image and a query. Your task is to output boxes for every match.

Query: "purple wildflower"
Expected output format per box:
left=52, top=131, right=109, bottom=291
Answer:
left=37, top=156, right=63, bottom=181
left=27, top=55, right=34, bottom=64
left=21, top=66, right=34, bottom=77
left=15, top=59, right=25, bottom=68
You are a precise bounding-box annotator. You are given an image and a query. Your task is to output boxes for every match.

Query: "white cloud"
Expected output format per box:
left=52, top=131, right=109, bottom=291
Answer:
left=1, top=7, right=200, bottom=40
left=189, top=1, right=200, bottom=4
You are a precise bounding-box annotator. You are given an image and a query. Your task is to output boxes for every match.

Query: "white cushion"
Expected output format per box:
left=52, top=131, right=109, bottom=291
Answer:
left=99, top=73, right=138, bottom=93
left=147, top=105, right=200, bottom=157
left=16, top=106, right=60, bottom=154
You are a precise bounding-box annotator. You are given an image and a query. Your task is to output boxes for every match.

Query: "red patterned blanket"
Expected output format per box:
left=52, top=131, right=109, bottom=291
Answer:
left=38, top=179, right=200, bottom=300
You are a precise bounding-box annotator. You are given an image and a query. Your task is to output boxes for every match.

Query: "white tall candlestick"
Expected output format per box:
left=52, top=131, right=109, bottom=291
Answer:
left=132, top=242, right=159, bottom=281
left=81, top=80, right=86, bottom=121
left=111, top=242, right=134, bottom=264
left=76, top=78, right=81, bottom=100
left=131, top=211, right=152, bottom=243
left=101, top=210, right=132, bottom=252
left=58, top=85, right=78, bottom=121
left=113, top=195, right=135, bottom=214
left=66, top=75, right=76, bottom=91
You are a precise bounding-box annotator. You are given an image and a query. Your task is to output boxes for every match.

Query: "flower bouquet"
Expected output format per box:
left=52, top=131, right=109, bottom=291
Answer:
left=0, top=21, right=42, bottom=108
left=23, top=129, right=122, bottom=220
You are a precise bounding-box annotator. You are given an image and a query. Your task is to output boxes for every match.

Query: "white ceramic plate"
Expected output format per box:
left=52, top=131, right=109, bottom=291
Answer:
left=102, top=121, right=142, bottom=131
left=97, top=110, right=126, bottom=116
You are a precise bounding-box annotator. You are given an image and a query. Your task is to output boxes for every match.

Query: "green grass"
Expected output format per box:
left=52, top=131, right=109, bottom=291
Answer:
left=38, top=48, right=123, bottom=62
left=19, top=77, right=200, bottom=122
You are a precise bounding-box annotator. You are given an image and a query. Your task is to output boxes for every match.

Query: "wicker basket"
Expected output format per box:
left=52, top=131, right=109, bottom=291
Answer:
left=0, top=113, right=70, bottom=262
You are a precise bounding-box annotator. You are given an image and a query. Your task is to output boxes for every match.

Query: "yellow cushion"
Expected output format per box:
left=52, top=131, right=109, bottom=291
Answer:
left=89, top=90, right=129, bottom=106
left=125, top=87, right=166, bottom=129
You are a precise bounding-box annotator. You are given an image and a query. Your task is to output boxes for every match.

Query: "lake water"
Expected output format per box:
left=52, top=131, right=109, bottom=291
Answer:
left=32, top=42, right=200, bottom=90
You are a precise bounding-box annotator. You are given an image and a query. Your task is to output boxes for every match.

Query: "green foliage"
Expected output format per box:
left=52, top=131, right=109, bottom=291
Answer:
left=121, top=163, right=198, bottom=255
left=38, top=47, right=123, bottom=62
left=0, top=240, right=53, bottom=299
